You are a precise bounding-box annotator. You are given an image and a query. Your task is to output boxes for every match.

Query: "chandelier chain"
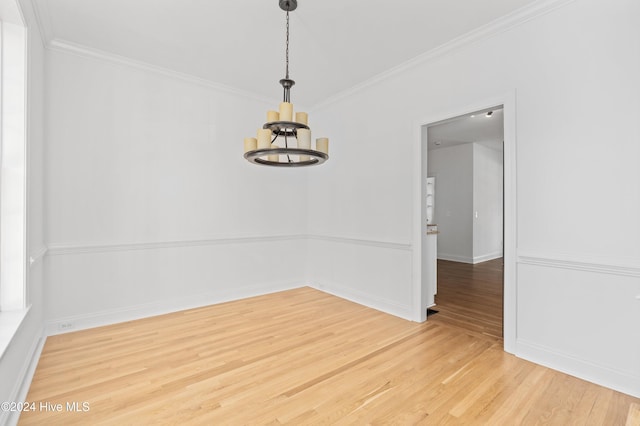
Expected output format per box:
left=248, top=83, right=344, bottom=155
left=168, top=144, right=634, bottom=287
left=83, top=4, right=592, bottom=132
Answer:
left=285, top=10, right=290, bottom=79
left=243, top=0, right=328, bottom=167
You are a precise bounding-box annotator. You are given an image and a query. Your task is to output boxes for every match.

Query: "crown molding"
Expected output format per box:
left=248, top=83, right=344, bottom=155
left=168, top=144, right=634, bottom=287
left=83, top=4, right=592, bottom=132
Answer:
left=47, top=39, right=275, bottom=105
left=311, top=0, right=577, bottom=111
left=31, top=0, right=577, bottom=111
left=28, top=0, right=52, bottom=46
left=31, top=0, right=577, bottom=110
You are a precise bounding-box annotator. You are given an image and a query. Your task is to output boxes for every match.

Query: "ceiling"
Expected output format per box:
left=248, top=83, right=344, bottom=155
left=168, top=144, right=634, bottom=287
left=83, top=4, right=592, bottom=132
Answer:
left=2, top=0, right=23, bottom=23
left=427, top=108, right=504, bottom=151
left=33, top=0, right=538, bottom=106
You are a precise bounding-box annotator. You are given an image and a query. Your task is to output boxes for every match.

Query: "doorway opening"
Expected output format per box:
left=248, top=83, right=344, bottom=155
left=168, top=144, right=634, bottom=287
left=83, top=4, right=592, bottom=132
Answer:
left=425, top=107, right=504, bottom=336
left=414, top=94, right=516, bottom=352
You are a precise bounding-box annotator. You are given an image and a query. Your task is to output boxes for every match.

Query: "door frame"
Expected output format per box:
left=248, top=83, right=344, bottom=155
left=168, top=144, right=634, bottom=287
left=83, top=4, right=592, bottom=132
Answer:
left=412, top=90, right=517, bottom=353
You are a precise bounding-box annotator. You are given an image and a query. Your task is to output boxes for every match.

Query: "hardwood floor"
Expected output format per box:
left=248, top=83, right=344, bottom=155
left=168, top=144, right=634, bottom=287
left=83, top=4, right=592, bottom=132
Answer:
left=430, top=258, right=504, bottom=338
left=21, top=287, right=638, bottom=425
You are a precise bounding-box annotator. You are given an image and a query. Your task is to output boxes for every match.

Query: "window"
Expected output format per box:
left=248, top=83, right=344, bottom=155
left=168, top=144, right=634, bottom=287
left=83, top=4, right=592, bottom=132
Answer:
left=1, top=2, right=27, bottom=312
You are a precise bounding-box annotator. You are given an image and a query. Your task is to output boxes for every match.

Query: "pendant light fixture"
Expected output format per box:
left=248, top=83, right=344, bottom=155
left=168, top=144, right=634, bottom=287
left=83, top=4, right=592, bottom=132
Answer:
left=243, top=0, right=329, bottom=167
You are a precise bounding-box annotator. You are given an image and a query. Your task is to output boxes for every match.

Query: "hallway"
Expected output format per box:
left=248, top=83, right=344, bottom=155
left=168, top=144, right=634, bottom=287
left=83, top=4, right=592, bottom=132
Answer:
left=430, top=258, right=503, bottom=338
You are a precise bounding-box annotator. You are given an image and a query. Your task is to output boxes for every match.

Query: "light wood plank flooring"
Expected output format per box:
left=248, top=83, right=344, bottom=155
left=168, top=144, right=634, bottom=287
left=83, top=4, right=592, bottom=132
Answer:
left=21, top=287, right=638, bottom=424
left=430, top=258, right=504, bottom=338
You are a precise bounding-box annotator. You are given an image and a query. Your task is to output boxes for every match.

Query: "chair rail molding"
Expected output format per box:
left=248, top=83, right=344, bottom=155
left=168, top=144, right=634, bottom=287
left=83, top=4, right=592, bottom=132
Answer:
left=517, top=249, right=640, bottom=277
left=46, top=234, right=308, bottom=256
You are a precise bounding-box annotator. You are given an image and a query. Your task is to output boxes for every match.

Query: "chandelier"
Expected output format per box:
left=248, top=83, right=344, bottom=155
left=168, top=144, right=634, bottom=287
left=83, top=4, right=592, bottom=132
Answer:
left=243, top=0, right=329, bottom=167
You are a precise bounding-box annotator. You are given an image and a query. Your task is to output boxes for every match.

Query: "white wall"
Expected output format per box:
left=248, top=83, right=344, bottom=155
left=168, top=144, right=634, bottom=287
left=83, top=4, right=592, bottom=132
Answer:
left=7, top=0, right=638, bottom=404
left=304, top=91, right=415, bottom=318
left=44, top=49, right=310, bottom=332
left=308, top=0, right=640, bottom=397
left=0, top=0, right=46, bottom=423
left=472, top=143, right=503, bottom=262
left=427, top=144, right=474, bottom=262
left=426, top=142, right=503, bottom=264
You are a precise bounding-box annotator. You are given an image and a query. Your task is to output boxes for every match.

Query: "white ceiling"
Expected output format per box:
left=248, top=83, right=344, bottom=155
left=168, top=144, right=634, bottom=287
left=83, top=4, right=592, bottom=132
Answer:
left=33, top=0, right=538, bottom=106
left=427, top=108, right=504, bottom=151
left=1, top=0, right=23, bottom=24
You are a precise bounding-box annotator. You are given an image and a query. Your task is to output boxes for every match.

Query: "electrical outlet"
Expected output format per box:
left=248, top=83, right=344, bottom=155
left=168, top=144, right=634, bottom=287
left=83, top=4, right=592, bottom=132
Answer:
left=59, top=322, right=74, bottom=331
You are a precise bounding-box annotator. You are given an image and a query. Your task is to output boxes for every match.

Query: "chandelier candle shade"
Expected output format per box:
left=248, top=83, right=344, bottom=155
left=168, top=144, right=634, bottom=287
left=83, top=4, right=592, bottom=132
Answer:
left=243, top=0, right=329, bottom=167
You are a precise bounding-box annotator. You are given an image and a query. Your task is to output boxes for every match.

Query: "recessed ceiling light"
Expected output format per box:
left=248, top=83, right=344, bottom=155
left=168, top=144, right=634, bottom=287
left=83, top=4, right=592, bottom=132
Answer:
left=470, top=115, right=475, bottom=118
left=486, top=111, right=493, bottom=117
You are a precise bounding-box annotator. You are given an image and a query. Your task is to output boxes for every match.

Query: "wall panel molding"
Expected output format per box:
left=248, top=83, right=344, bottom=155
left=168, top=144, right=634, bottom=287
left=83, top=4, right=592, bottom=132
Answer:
left=517, top=250, right=640, bottom=277
left=307, top=237, right=413, bottom=321
left=45, top=236, right=309, bottom=328
left=516, top=338, right=640, bottom=399
left=307, top=234, right=412, bottom=251
left=45, top=281, right=303, bottom=336
left=28, top=246, right=47, bottom=266
left=47, top=234, right=412, bottom=257
left=309, top=282, right=413, bottom=321
left=46, top=234, right=307, bottom=256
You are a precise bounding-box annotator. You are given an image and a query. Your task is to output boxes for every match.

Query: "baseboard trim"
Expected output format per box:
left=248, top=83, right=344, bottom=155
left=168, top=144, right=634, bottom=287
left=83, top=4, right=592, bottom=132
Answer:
left=437, top=252, right=504, bottom=264
left=310, top=281, right=413, bottom=321
left=473, top=252, right=503, bottom=264
left=437, top=253, right=473, bottom=263
left=1, top=329, right=45, bottom=426
left=45, top=281, right=303, bottom=336
left=516, top=338, right=640, bottom=399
